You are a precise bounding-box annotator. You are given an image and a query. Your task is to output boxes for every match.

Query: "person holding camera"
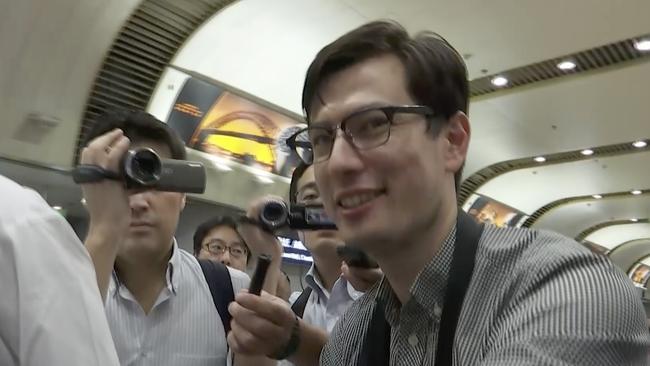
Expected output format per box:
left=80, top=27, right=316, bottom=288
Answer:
left=228, top=162, right=381, bottom=365
left=227, top=20, right=649, bottom=365
left=78, top=110, right=278, bottom=366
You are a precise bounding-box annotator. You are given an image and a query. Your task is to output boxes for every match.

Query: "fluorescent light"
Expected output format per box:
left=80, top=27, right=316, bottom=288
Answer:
left=557, top=61, right=576, bottom=70
left=634, top=39, right=650, bottom=51
left=632, top=140, right=647, bottom=148
left=592, top=194, right=602, bottom=199
left=215, top=163, right=232, bottom=172
left=580, top=149, right=594, bottom=156
left=256, top=174, right=274, bottom=184
left=491, top=76, right=508, bottom=87
left=533, top=156, right=546, bottom=163
left=630, top=218, right=639, bottom=222
left=52, top=206, right=62, bottom=211
left=631, top=190, right=642, bottom=195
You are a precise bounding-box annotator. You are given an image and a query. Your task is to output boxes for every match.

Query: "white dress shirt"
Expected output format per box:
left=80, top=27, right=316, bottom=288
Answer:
left=279, top=264, right=363, bottom=366
left=0, top=175, right=120, bottom=366
left=105, top=241, right=249, bottom=366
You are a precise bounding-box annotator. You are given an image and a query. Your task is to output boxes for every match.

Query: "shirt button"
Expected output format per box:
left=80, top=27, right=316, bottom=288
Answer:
left=434, top=305, right=442, bottom=318
left=408, top=334, right=419, bottom=347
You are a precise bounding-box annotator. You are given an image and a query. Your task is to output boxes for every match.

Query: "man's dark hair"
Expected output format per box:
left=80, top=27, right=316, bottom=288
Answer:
left=83, top=109, right=187, bottom=160
left=301, top=20, right=468, bottom=192
left=192, top=215, right=251, bottom=262
left=289, top=162, right=311, bottom=204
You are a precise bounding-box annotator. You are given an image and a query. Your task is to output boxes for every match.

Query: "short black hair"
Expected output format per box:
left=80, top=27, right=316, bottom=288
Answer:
left=301, top=20, right=468, bottom=192
left=192, top=215, right=251, bottom=263
left=83, top=108, right=186, bottom=160
left=289, top=162, right=311, bottom=204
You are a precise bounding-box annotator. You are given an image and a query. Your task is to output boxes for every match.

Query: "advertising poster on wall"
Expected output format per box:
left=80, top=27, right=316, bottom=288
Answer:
left=462, top=193, right=529, bottom=228
left=629, top=263, right=650, bottom=288
left=166, top=76, right=305, bottom=177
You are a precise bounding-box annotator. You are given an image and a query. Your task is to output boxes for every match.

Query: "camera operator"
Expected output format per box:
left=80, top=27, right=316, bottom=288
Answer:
left=229, top=162, right=381, bottom=366
left=228, top=20, right=650, bottom=365
left=79, top=109, right=276, bottom=366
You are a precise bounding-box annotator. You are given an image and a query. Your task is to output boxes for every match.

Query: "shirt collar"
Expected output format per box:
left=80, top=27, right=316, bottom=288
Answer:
left=375, top=223, right=457, bottom=325
left=305, top=263, right=328, bottom=299
left=112, top=238, right=181, bottom=298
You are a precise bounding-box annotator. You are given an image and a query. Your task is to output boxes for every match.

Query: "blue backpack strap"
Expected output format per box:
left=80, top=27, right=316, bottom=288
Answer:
left=198, top=259, right=235, bottom=335
left=290, top=287, right=313, bottom=318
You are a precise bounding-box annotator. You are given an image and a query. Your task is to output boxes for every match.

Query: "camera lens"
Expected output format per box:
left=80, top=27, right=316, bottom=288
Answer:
left=259, top=200, right=289, bottom=230
left=124, top=148, right=161, bottom=186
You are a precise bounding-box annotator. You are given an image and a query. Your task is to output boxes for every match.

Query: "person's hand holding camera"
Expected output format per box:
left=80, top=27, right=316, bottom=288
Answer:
left=79, top=129, right=132, bottom=237
left=79, top=129, right=131, bottom=299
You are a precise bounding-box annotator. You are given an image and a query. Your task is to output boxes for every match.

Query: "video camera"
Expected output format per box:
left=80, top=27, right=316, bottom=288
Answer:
left=259, top=199, right=336, bottom=231
left=71, top=148, right=206, bottom=193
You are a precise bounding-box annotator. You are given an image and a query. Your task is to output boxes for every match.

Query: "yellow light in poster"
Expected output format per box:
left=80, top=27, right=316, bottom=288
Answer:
left=203, top=118, right=275, bottom=168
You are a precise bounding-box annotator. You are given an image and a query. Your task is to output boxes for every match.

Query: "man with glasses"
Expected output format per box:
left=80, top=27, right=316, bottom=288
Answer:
left=194, top=216, right=251, bottom=272
left=227, top=20, right=649, bottom=365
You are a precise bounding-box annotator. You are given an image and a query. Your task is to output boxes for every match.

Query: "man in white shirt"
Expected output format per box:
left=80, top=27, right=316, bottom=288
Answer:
left=78, top=109, right=279, bottom=366
left=0, top=175, right=119, bottom=366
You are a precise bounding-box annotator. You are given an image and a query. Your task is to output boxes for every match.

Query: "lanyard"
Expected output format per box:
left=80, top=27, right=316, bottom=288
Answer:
left=358, top=211, right=484, bottom=366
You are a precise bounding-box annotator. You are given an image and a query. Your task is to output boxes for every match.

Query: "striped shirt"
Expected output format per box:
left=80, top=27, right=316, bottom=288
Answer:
left=321, top=224, right=650, bottom=365
left=105, top=241, right=249, bottom=366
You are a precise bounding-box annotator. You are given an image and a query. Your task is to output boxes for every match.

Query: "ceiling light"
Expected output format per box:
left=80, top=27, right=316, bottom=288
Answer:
left=592, top=194, right=602, bottom=199
left=491, top=76, right=508, bottom=87
left=632, top=140, right=647, bottom=148
left=533, top=156, right=546, bottom=163
left=52, top=206, right=62, bottom=211
left=80, top=198, right=86, bottom=205
left=557, top=61, right=576, bottom=70
left=580, top=149, right=594, bottom=156
left=630, top=218, right=639, bottom=222
left=634, top=39, right=650, bottom=51
left=631, top=189, right=642, bottom=195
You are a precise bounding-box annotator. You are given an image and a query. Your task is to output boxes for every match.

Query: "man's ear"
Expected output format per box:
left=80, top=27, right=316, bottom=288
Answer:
left=442, top=111, right=470, bottom=175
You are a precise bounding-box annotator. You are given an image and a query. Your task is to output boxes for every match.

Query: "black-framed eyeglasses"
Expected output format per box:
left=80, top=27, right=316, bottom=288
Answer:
left=286, top=105, right=435, bottom=164
left=204, top=240, right=248, bottom=258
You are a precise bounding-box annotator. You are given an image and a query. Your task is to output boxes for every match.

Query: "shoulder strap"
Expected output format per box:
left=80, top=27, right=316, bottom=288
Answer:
left=198, top=259, right=235, bottom=335
left=435, top=211, right=484, bottom=365
left=290, top=287, right=313, bottom=317
left=357, top=211, right=484, bottom=366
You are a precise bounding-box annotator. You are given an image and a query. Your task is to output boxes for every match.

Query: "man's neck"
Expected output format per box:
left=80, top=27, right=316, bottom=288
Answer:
left=376, top=205, right=457, bottom=304
left=311, top=249, right=342, bottom=292
left=115, top=246, right=172, bottom=314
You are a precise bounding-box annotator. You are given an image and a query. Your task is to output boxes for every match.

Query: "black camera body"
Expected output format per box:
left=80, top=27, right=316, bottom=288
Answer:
left=259, top=199, right=337, bottom=231
left=122, top=148, right=206, bottom=193
left=72, top=148, right=206, bottom=194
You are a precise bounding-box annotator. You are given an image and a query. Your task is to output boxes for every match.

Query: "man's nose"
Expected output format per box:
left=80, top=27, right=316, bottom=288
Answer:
left=328, top=131, right=364, bottom=173
left=220, top=251, right=231, bottom=266
left=128, top=191, right=150, bottom=212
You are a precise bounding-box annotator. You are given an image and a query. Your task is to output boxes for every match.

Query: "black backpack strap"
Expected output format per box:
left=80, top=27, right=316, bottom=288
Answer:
left=290, top=287, right=313, bottom=318
left=434, top=211, right=484, bottom=366
left=198, top=259, right=235, bottom=335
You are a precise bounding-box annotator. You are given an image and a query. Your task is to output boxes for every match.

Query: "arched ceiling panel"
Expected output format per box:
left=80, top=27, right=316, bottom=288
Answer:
left=584, top=223, right=650, bottom=250
left=0, top=0, right=140, bottom=167
left=533, top=195, right=650, bottom=238
left=477, top=151, right=650, bottom=214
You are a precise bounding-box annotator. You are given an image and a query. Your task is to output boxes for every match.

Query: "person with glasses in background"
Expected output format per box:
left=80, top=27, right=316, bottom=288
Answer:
left=194, top=215, right=293, bottom=302
left=226, top=20, right=650, bottom=366
left=194, top=216, right=251, bottom=272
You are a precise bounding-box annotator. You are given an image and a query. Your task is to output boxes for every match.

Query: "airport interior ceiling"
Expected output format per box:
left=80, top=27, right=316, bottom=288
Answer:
left=1, top=0, right=649, bottom=282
